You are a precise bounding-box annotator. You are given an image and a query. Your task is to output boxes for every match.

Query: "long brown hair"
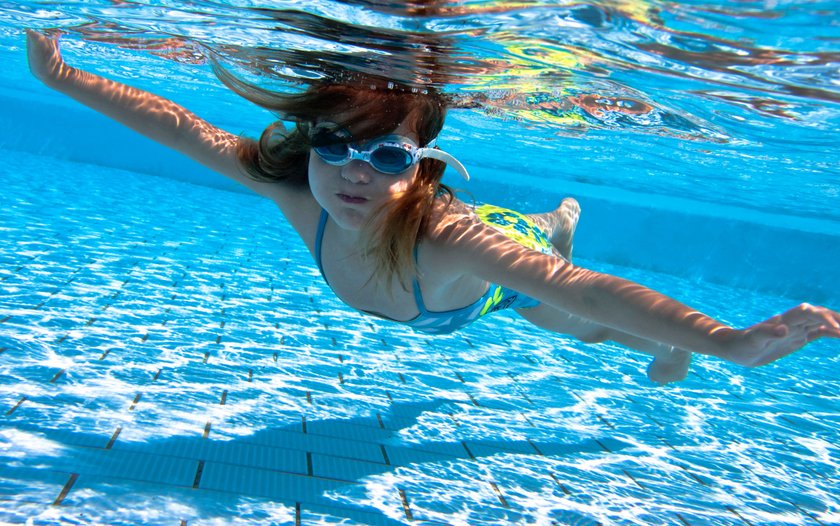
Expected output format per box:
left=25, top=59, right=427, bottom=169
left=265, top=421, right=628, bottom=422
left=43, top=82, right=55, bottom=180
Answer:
left=215, top=66, right=455, bottom=288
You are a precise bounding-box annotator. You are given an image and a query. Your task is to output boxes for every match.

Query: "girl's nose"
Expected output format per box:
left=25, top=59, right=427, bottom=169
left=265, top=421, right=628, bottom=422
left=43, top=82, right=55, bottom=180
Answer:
left=340, top=160, right=373, bottom=184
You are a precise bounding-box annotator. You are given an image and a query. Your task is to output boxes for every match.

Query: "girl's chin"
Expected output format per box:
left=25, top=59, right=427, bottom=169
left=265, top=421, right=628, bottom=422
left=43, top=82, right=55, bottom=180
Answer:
left=332, top=207, right=369, bottom=231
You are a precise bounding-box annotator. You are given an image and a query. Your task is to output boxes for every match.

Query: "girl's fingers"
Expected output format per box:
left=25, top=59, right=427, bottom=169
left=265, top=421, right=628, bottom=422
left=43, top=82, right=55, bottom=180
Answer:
left=785, top=304, right=840, bottom=329
left=807, top=326, right=840, bottom=342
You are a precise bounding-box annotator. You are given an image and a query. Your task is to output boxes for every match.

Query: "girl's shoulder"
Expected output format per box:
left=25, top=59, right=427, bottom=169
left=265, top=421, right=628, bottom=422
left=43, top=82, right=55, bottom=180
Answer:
left=423, top=198, right=481, bottom=245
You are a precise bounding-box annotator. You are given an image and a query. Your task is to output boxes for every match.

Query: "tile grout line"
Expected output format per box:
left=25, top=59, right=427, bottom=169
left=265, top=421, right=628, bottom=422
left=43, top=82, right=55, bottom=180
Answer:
left=52, top=473, right=79, bottom=506
left=489, top=481, right=509, bottom=508
left=5, top=396, right=27, bottom=416
left=105, top=427, right=121, bottom=449
left=398, top=488, right=413, bottom=521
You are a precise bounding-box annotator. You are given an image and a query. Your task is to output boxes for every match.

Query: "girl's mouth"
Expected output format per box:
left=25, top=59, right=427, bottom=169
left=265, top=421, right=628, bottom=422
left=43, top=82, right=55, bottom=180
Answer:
left=338, top=194, right=368, bottom=204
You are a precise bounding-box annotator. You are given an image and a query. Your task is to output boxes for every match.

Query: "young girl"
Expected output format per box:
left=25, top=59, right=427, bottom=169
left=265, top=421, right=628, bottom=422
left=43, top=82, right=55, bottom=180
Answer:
left=26, top=31, right=840, bottom=385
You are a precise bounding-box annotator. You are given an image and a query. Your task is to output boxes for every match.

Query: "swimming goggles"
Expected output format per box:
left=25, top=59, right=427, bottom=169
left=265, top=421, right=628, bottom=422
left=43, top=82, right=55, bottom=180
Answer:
left=308, top=122, right=470, bottom=181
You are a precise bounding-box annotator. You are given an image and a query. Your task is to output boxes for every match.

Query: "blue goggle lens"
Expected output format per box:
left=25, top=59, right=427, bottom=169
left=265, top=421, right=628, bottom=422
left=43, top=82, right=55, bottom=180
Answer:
left=312, top=130, right=415, bottom=174
left=369, top=147, right=412, bottom=173
left=314, top=142, right=350, bottom=163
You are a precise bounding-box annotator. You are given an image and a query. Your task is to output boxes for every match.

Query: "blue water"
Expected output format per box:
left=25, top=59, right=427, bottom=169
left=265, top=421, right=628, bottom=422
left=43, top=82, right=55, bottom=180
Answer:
left=1, top=1, right=839, bottom=525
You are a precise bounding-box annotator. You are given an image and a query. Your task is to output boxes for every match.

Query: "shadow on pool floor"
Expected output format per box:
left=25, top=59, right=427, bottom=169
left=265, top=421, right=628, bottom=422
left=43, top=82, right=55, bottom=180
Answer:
left=2, top=398, right=622, bottom=524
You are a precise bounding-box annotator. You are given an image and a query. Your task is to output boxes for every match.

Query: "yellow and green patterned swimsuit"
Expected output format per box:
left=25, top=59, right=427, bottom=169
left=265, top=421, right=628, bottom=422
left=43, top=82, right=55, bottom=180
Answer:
left=315, top=203, right=556, bottom=334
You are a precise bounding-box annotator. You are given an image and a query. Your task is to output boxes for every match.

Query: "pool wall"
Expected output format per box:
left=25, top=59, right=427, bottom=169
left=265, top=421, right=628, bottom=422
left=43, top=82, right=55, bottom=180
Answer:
left=3, top=89, right=838, bottom=304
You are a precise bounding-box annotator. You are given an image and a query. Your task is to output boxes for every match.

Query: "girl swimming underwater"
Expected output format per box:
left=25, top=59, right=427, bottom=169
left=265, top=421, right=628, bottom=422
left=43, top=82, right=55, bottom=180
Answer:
left=26, top=31, right=840, bottom=385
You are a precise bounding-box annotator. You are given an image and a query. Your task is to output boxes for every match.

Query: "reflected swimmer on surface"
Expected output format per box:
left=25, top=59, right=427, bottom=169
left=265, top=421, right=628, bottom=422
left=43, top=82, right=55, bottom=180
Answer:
left=27, top=30, right=840, bottom=386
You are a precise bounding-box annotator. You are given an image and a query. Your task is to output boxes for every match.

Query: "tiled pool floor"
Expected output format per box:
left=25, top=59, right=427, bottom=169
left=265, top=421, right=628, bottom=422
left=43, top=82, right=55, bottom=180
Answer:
left=1, top=149, right=837, bottom=525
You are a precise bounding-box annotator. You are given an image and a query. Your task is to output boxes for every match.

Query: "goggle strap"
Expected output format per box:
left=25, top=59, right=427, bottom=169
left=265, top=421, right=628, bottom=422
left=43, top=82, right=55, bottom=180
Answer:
left=419, top=148, right=471, bottom=181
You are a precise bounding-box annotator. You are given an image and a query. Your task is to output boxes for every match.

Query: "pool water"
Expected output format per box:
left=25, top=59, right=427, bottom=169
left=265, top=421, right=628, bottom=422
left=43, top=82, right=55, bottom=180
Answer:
left=1, top=0, right=839, bottom=524
left=1, top=149, right=837, bottom=524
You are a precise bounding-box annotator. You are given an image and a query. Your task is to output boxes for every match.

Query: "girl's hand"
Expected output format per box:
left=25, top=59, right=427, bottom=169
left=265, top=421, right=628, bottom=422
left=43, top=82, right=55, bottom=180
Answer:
left=27, top=30, right=68, bottom=85
left=723, top=303, right=840, bottom=367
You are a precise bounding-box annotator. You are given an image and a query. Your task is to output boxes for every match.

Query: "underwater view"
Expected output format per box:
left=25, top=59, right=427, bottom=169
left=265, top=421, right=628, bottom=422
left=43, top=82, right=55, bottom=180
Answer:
left=0, top=0, right=838, bottom=524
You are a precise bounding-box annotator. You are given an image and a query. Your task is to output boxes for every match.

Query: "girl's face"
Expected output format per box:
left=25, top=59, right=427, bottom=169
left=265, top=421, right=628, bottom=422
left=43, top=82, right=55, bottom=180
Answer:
left=308, top=118, right=420, bottom=231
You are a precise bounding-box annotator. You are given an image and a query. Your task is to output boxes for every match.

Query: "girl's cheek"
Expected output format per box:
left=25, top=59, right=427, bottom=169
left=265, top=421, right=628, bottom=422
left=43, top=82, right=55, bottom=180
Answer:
left=391, top=169, right=418, bottom=193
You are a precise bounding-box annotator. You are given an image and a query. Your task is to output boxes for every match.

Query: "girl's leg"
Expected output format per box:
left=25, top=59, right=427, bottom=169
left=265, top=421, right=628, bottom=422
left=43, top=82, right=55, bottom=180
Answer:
left=522, top=198, right=691, bottom=384
left=525, top=197, right=580, bottom=261
left=516, top=303, right=692, bottom=385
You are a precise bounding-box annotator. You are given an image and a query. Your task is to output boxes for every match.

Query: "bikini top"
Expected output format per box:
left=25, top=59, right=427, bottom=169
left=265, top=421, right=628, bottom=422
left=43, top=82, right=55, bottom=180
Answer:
left=314, top=208, right=497, bottom=334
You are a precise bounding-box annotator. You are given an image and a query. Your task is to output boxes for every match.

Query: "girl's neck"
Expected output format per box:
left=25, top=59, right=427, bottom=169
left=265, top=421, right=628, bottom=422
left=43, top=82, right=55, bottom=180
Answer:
left=330, top=215, right=367, bottom=251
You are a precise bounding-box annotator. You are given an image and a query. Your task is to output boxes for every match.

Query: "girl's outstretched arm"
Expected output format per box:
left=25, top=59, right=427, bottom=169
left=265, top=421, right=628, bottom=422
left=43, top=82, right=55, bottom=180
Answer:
left=25, top=30, right=282, bottom=200
left=429, top=213, right=839, bottom=367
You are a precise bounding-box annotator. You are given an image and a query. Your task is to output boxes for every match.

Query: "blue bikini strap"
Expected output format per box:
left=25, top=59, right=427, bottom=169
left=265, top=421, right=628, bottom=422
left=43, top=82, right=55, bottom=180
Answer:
left=315, top=208, right=329, bottom=281
left=318, top=209, right=427, bottom=314
left=411, top=245, right=429, bottom=314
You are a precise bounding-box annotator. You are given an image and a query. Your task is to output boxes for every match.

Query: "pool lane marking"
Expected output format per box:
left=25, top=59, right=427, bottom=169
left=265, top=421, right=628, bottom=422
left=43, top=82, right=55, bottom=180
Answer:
left=789, top=501, right=825, bottom=525
left=53, top=473, right=79, bottom=506
left=678, top=464, right=709, bottom=486
left=657, top=436, right=678, bottom=451
left=595, top=439, right=612, bottom=453
left=622, top=469, right=646, bottom=490
left=380, top=445, right=391, bottom=465
left=519, top=412, right=535, bottom=427
left=727, top=506, right=755, bottom=526
left=527, top=439, right=543, bottom=455
left=6, top=396, right=27, bottom=416
left=645, top=413, right=665, bottom=428
left=548, top=473, right=572, bottom=495
left=398, top=488, right=413, bottom=521
left=595, top=414, right=615, bottom=430
left=192, top=460, right=205, bottom=488
left=105, top=427, right=121, bottom=449
left=489, top=481, right=509, bottom=508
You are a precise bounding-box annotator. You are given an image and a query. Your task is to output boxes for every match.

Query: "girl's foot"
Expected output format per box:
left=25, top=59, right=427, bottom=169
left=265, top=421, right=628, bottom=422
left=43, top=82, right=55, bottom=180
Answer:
left=525, top=198, right=580, bottom=261
left=550, top=198, right=580, bottom=261
left=646, top=347, right=692, bottom=385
